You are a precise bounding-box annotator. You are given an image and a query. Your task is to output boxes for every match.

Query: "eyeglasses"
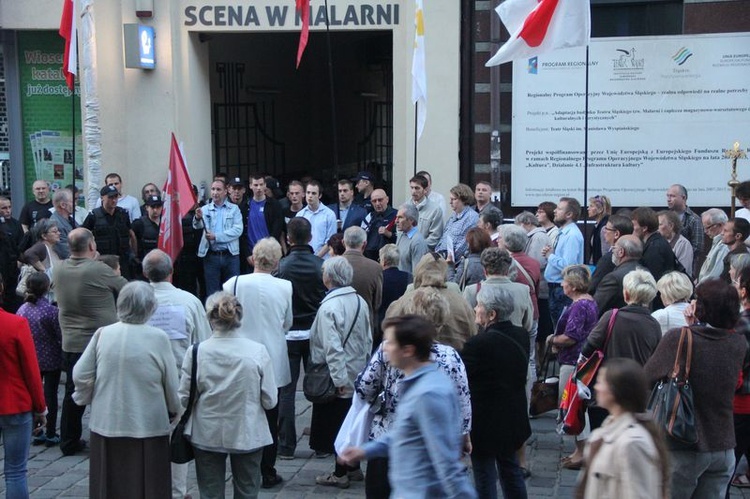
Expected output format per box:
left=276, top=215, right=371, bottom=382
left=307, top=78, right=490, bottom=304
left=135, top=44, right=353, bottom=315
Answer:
left=703, top=223, right=720, bottom=231
left=603, top=226, right=616, bottom=232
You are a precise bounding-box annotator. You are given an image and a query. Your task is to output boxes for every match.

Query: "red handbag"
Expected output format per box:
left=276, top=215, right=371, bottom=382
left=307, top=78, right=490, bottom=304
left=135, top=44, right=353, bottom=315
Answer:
left=558, top=309, right=619, bottom=435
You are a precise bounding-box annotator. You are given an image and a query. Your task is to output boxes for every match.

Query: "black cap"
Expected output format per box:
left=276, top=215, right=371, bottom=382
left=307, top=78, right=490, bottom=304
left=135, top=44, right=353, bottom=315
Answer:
left=100, top=185, right=119, bottom=197
left=354, top=171, right=374, bottom=182
left=65, top=184, right=79, bottom=194
left=145, top=195, right=163, bottom=206
left=228, top=177, right=245, bottom=187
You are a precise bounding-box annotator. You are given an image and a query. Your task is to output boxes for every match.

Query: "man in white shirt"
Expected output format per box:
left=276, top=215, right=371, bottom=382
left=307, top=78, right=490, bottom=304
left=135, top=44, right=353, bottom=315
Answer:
left=296, top=180, right=337, bottom=258
left=142, top=249, right=211, bottom=499
left=94, top=173, right=142, bottom=222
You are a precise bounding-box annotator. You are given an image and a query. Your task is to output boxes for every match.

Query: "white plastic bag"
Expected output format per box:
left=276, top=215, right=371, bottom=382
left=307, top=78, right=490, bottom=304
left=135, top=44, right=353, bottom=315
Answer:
left=334, top=395, right=374, bottom=454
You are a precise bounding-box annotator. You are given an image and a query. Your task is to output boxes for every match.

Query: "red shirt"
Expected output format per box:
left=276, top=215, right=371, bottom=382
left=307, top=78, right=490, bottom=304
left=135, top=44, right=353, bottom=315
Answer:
left=0, top=308, right=46, bottom=415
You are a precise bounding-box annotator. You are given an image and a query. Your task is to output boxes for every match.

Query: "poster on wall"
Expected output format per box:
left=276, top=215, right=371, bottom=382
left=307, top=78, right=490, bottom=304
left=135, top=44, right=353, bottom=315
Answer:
left=17, top=31, right=83, bottom=199
left=511, top=33, right=750, bottom=207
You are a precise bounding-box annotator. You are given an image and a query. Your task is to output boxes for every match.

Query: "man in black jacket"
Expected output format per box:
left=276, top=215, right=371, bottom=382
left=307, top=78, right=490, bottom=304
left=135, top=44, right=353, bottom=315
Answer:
left=362, top=189, right=397, bottom=261
left=632, top=206, right=675, bottom=283
left=275, top=217, right=327, bottom=459
left=594, top=235, right=645, bottom=316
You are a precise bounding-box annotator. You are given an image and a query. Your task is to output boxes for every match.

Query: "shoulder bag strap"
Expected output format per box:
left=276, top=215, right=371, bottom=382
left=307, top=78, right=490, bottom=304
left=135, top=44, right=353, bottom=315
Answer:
left=681, top=327, right=693, bottom=381
left=342, top=297, right=362, bottom=349
left=601, top=308, right=620, bottom=352
left=178, top=342, right=199, bottom=426
left=512, top=258, right=536, bottom=296
left=671, top=327, right=688, bottom=379
left=232, top=276, right=239, bottom=296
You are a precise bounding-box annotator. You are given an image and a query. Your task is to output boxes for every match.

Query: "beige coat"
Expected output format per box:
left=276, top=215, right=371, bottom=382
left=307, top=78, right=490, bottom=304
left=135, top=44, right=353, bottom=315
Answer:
left=581, top=412, right=664, bottom=499
left=180, top=332, right=278, bottom=453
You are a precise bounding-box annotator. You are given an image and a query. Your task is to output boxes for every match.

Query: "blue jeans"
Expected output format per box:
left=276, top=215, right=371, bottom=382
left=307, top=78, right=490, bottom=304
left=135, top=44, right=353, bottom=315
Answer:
left=547, top=284, right=572, bottom=329
left=278, top=339, right=310, bottom=456
left=203, top=252, right=240, bottom=297
left=0, top=412, right=33, bottom=499
left=671, top=448, right=734, bottom=499
left=194, top=447, right=262, bottom=499
left=471, top=451, right=528, bottom=499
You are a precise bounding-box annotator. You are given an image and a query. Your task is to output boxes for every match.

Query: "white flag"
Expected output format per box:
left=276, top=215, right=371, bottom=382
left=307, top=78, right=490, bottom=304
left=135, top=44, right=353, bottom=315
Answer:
left=411, top=0, right=427, bottom=140
left=486, top=0, right=590, bottom=67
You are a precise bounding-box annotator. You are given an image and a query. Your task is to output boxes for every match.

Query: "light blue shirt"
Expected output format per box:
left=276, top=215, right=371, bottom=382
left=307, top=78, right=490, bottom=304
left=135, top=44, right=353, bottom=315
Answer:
left=543, top=222, right=584, bottom=284
left=362, top=363, right=477, bottom=499
left=296, top=203, right=337, bottom=254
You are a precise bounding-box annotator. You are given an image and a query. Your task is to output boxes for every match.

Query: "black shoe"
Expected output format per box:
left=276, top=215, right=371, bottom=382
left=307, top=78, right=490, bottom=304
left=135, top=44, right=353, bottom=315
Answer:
left=61, top=438, right=87, bottom=456
left=262, top=474, right=283, bottom=489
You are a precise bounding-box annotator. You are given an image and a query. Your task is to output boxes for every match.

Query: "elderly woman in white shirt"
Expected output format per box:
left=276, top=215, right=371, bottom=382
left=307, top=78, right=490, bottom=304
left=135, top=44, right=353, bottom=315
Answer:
left=223, top=237, right=292, bottom=488
left=73, top=281, right=181, bottom=499
left=180, top=292, right=277, bottom=499
left=651, top=271, right=693, bottom=335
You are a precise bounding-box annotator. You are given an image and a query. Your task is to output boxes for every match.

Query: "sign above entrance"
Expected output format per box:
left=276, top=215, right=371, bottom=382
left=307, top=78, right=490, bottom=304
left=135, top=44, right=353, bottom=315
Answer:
left=183, top=1, right=400, bottom=31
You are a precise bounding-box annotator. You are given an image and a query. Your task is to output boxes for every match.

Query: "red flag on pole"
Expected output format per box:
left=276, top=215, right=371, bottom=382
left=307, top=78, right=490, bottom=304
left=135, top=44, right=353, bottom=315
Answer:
left=58, top=0, right=77, bottom=90
left=158, top=134, right=197, bottom=263
left=295, top=0, right=310, bottom=68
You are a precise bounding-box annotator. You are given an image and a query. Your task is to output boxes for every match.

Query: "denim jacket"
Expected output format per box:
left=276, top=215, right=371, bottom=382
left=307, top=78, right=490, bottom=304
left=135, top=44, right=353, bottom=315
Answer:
left=192, top=200, right=243, bottom=257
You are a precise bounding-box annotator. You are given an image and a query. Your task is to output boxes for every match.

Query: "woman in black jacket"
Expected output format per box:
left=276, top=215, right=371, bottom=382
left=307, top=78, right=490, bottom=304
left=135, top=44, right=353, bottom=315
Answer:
left=462, top=285, right=530, bottom=499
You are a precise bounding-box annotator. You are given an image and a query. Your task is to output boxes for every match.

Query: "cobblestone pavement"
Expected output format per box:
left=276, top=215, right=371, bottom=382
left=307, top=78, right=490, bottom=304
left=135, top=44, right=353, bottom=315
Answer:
left=3, top=382, right=750, bottom=498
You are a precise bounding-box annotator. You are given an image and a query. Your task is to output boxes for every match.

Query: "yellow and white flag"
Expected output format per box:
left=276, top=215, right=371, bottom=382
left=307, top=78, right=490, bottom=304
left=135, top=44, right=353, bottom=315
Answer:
left=411, top=0, right=427, bottom=140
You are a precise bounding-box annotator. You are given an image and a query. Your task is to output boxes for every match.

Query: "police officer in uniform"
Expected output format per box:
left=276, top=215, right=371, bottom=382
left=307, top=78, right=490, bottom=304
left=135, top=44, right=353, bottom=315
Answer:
left=83, top=185, right=137, bottom=279
left=132, top=195, right=163, bottom=279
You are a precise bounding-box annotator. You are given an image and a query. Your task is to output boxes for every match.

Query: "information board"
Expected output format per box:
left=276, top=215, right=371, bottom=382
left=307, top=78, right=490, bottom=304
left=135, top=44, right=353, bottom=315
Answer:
left=511, top=33, right=750, bottom=207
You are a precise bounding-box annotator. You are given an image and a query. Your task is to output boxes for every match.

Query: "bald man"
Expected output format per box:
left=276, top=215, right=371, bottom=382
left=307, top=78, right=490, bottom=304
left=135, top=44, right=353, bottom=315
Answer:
left=20, top=179, right=53, bottom=231
left=362, top=189, right=397, bottom=261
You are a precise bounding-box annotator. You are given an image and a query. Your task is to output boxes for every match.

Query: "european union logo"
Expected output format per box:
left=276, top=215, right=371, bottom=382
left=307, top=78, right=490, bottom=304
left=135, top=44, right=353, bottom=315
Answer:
left=528, top=57, right=538, bottom=74
left=672, top=47, right=693, bottom=66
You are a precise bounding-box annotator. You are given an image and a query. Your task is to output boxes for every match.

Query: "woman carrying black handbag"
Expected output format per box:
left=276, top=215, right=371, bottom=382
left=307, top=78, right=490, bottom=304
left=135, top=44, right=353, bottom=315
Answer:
left=644, top=279, right=746, bottom=498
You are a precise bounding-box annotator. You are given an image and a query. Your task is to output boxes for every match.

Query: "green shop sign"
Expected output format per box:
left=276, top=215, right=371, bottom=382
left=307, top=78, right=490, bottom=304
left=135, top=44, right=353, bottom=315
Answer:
left=17, top=31, right=82, bottom=198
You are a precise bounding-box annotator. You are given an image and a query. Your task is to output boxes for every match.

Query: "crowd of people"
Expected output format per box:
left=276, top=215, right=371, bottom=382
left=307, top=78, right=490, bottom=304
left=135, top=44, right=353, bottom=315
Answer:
left=3, top=172, right=750, bottom=499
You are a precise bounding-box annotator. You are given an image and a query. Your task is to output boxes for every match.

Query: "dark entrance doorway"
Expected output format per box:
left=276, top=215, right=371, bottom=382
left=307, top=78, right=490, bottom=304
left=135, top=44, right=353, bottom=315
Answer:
left=208, top=30, right=393, bottom=192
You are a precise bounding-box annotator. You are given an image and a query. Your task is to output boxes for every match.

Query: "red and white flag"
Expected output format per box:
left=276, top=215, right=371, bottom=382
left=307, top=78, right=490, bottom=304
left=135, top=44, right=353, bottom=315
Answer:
left=58, top=0, right=77, bottom=90
left=295, top=0, right=310, bottom=68
left=158, top=134, right=197, bottom=263
left=486, top=0, right=590, bottom=67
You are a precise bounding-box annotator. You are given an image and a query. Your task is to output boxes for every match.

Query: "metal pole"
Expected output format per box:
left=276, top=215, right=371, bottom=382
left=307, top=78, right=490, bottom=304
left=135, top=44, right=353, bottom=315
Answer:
left=323, top=0, right=339, bottom=178
left=583, top=45, right=590, bottom=264
left=413, top=104, right=418, bottom=176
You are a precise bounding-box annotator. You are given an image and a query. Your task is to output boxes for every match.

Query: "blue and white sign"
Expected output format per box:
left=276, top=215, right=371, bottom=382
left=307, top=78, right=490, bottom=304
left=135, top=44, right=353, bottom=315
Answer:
left=138, top=25, right=155, bottom=68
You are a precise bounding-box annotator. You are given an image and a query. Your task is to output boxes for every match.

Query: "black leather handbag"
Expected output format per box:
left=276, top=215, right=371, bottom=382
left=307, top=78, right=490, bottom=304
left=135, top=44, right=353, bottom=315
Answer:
left=171, top=342, right=199, bottom=463
left=647, top=327, right=698, bottom=448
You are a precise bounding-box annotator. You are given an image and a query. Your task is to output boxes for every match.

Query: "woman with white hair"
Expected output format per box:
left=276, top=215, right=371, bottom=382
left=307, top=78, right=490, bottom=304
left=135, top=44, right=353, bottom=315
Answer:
left=651, top=271, right=693, bottom=335
left=223, top=237, right=292, bottom=488
left=180, top=291, right=278, bottom=498
left=72, top=281, right=180, bottom=499
left=462, top=285, right=530, bottom=499
left=581, top=269, right=662, bottom=430
left=310, top=256, right=372, bottom=488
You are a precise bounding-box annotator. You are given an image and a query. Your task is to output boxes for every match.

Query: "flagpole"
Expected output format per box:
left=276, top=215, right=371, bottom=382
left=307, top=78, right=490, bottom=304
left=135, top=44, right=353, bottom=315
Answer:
left=583, top=45, right=590, bottom=264
left=323, top=0, right=339, bottom=179
left=413, top=104, right=418, bottom=176
left=71, top=78, right=76, bottom=196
